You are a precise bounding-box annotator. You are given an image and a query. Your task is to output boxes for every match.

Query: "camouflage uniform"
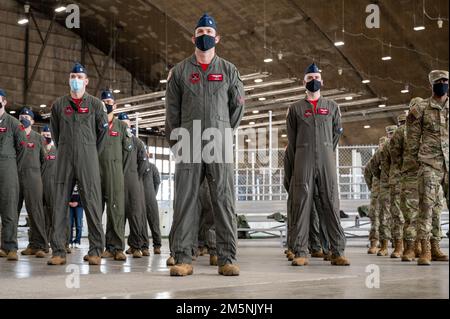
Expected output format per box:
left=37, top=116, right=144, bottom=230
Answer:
left=378, top=126, right=397, bottom=246
left=406, top=70, right=449, bottom=265
left=388, top=115, right=407, bottom=241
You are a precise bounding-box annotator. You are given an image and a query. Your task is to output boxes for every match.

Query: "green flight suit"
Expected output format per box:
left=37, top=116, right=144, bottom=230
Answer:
left=142, top=160, right=162, bottom=249
left=50, top=93, right=108, bottom=257
left=123, top=135, right=148, bottom=250
left=99, top=118, right=131, bottom=253
left=17, top=130, right=48, bottom=250
left=41, top=144, right=57, bottom=241
left=165, top=54, right=245, bottom=266
left=0, top=112, right=26, bottom=252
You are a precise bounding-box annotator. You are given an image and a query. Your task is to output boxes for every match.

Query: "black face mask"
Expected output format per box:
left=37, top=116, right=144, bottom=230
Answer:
left=20, top=118, right=31, bottom=129
left=45, top=137, right=52, bottom=144
left=433, top=82, right=449, bottom=97
left=195, top=34, right=216, bottom=52
left=306, top=79, right=321, bottom=92
left=105, top=104, right=114, bottom=114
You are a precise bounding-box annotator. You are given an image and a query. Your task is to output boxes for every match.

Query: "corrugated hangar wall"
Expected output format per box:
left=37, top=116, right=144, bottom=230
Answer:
left=0, top=0, right=150, bottom=115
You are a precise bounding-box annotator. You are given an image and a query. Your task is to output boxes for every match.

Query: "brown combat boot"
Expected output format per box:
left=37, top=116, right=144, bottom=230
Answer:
left=331, top=255, right=351, bottom=266
left=101, top=250, right=114, bottom=258
left=401, top=240, right=415, bottom=261
left=417, top=239, right=431, bottom=265
left=377, top=239, right=389, bottom=256
left=132, top=249, right=143, bottom=258
left=21, top=247, right=37, bottom=256
left=125, top=247, right=133, bottom=254
left=0, top=249, right=8, bottom=257
left=83, top=254, right=89, bottom=262
left=7, top=251, right=18, bottom=261
left=142, top=248, right=150, bottom=256
left=170, top=264, right=194, bottom=276
left=367, top=240, right=379, bottom=254
left=311, top=249, right=324, bottom=258
left=166, top=256, right=175, bottom=266
left=431, top=239, right=449, bottom=261
left=209, top=255, right=218, bottom=266
left=218, top=264, right=240, bottom=276
left=198, top=247, right=207, bottom=256
left=35, top=250, right=46, bottom=258
left=414, top=239, right=422, bottom=258
left=65, top=245, right=72, bottom=254
left=153, top=247, right=161, bottom=255
left=47, top=255, right=66, bottom=265
left=323, top=252, right=332, bottom=261
left=286, top=251, right=295, bottom=261
left=390, top=239, right=404, bottom=258
left=114, top=250, right=127, bottom=261
left=88, top=256, right=101, bottom=265
left=292, top=257, right=309, bottom=266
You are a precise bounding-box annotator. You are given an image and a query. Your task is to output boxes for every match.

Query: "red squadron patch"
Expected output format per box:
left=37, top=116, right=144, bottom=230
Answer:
left=109, top=131, right=119, bottom=137
left=304, top=109, right=313, bottom=118
left=64, top=106, right=74, bottom=116
left=78, top=107, right=89, bottom=114
left=208, top=74, right=223, bottom=81
left=26, top=143, right=35, bottom=149
left=317, top=108, right=329, bottom=115
left=0, top=127, right=7, bottom=133
left=46, top=155, right=56, bottom=160
left=190, top=72, right=201, bottom=84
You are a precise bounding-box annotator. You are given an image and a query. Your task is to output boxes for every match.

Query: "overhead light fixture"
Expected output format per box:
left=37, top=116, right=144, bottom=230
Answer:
left=413, top=25, right=425, bottom=31
left=362, top=79, right=371, bottom=84
left=263, top=58, right=273, bottom=63
left=159, top=79, right=167, bottom=84
left=10, top=110, right=16, bottom=114
left=413, top=13, right=425, bottom=31
left=334, top=41, right=345, bottom=47
left=252, top=110, right=259, bottom=114
left=338, top=68, right=343, bottom=76
left=18, top=4, right=29, bottom=25
left=281, top=134, right=287, bottom=138
left=378, top=104, right=386, bottom=108
left=249, top=121, right=255, bottom=125
left=364, top=125, right=371, bottom=129
left=345, top=96, right=353, bottom=101
left=146, top=127, right=152, bottom=130
left=254, top=78, right=263, bottom=83
left=258, top=97, right=267, bottom=101
left=277, top=51, right=283, bottom=60
left=401, top=85, right=409, bottom=94
left=54, top=5, right=66, bottom=13
left=437, top=18, right=443, bottom=28
left=137, top=117, right=143, bottom=121
left=113, top=89, right=121, bottom=94
left=381, top=56, right=392, bottom=61
left=18, top=18, right=29, bottom=25
left=124, top=104, right=131, bottom=107
left=40, top=104, right=46, bottom=108
left=245, top=139, right=252, bottom=143
left=161, top=97, right=166, bottom=101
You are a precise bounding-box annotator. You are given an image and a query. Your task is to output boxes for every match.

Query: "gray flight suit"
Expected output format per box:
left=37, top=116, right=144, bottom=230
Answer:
left=50, top=93, right=108, bottom=257
left=17, top=130, right=48, bottom=250
left=165, top=54, right=245, bottom=266
left=142, top=160, right=162, bottom=249
left=99, top=118, right=131, bottom=253
left=41, top=144, right=57, bottom=242
left=123, top=135, right=148, bottom=250
left=0, top=112, right=26, bottom=252
left=286, top=97, right=346, bottom=258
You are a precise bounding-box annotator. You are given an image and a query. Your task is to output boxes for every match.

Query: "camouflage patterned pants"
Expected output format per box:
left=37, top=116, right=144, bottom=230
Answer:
left=378, top=186, right=391, bottom=241
left=417, top=164, right=449, bottom=241
left=390, top=184, right=404, bottom=240
left=401, top=174, right=419, bottom=241
left=368, top=192, right=380, bottom=241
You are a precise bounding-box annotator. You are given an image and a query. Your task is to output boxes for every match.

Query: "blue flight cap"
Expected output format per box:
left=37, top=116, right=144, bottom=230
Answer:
left=305, top=63, right=320, bottom=75
left=0, top=88, right=6, bottom=98
left=71, top=62, right=87, bottom=75
left=101, top=90, right=114, bottom=101
left=118, top=112, right=129, bottom=121
left=43, top=125, right=50, bottom=132
left=196, top=13, right=217, bottom=31
left=20, top=107, right=35, bottom=119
